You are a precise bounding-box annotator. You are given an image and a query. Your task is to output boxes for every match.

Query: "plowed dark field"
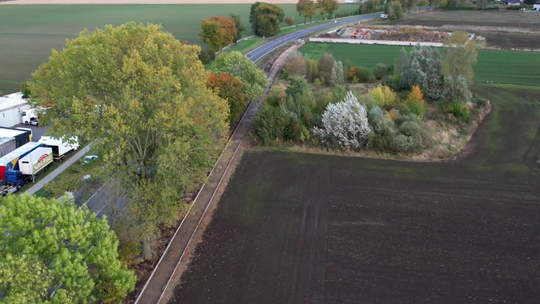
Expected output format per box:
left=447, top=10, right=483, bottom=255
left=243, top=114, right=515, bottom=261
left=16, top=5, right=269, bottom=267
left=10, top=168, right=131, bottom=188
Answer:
left=170, top=85, right=540, bottom=304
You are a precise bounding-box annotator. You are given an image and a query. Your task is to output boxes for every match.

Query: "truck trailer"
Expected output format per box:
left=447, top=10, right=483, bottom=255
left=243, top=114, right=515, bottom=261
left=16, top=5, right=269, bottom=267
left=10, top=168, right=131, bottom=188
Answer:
left=19, top=147, right=53, bottom=176
left=0, top=142, right=42, bottom=180
left=0, top=138, right=17, bottom=158
left=38, top=136, right=79, bottom=160
left=15, top=147, right=53, bottom=182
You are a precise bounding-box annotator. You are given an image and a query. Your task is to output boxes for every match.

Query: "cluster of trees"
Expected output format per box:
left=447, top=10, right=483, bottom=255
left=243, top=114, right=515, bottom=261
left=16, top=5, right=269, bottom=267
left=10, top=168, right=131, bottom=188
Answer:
left=389, top=31, right=477, bottom=118
left=208, top=51, right=268, bottom=127
left=281, top=51, right=392, bottom=86
left=296, top=0, right=339, bottom=23
left=200, top=13, right=246, bottom=55
left=256, top=31, right=478, bottom=153
left=0, top=195, right=135, bottom=302
left=29, top=22, right=265, bottom=277
left=254, top=75, right=432, bottom=154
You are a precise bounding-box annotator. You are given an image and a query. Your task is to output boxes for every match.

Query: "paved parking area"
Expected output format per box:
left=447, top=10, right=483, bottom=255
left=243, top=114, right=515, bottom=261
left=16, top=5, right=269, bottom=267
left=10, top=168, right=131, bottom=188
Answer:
left=13, top=123, right=48, bottom=141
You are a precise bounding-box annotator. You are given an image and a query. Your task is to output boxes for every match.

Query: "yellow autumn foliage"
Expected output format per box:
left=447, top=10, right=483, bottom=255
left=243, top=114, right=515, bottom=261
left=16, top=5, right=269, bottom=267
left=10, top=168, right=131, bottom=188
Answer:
left=371, top=84, right=397, bottom=107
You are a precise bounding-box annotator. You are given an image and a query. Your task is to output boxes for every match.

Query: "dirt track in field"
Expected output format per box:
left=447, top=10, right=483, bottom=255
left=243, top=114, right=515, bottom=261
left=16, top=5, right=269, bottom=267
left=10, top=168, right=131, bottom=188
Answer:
left=0, top=0, right=298, bottom=4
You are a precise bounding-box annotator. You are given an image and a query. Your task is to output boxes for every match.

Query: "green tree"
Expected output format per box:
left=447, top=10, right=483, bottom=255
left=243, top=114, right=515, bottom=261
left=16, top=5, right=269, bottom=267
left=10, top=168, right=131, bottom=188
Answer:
left=304, top=0, right=318, bottom=22
left=387, top=1, right=404, bottom=20
left=318, top=52, right=336, bottom=85
left=0, top=195, right=136, bottom=303
left=30, top=22, right=229, bottom=260
left=318, top=0, right=339, bottom=18
left=443, top=31, right=478, bottom=86
left=250, top=2, right=285, bottom=37
left=229, top=13, right=246, bottom=42
left=200, top=16, right=237, bottom=52
left=297, top=0, right=309, bottom=22
left=212, top=51, right=268, bottom=100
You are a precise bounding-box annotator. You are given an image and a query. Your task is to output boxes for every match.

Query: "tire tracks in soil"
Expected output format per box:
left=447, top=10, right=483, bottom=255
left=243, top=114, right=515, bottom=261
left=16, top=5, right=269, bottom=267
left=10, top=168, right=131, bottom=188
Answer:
left=288, top=165, right=314, bottom=304
left=288, top=162, right=325, bottom=304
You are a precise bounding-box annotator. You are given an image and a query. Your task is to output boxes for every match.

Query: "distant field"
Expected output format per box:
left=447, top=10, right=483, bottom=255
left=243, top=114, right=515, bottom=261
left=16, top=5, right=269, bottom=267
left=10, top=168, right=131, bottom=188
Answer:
left=0, top=4, right=355, bottom=93
left=299, top=43, right=540, bottom=86
left=392, top=10, right=540, bottom=28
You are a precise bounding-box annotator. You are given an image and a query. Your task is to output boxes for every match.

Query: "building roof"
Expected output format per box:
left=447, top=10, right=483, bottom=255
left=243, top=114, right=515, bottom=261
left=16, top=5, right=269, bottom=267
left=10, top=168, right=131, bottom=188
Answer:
left=504, top=0, right=521, bottom=3
left=0, top=128, right=28, bottom=138
left=0, top=96, right=28, bottom=112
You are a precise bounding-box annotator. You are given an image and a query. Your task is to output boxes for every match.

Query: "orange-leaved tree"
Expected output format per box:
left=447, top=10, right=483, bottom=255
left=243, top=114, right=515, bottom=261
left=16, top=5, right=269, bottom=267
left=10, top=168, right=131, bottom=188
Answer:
left=200, top=16, right=237, bottom=52
left=406, top=85, right=425, bottom=104
left=207, top=72, right=247, bottom=127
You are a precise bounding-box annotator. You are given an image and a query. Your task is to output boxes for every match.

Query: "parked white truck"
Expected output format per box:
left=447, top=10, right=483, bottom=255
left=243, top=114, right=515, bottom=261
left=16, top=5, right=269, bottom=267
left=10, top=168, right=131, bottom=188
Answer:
left=21, top=107, right=47, bottom=125
left=18, top=147, right=53, bottom=182
left=37, top=136, right=79, bottom=161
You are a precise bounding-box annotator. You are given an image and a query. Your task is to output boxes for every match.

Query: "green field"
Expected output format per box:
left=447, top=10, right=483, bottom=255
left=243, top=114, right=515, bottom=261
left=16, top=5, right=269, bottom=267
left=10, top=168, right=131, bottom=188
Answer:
left=299, top=43, right=540, bottom=86
left=0, top=4, right=355, bottom=94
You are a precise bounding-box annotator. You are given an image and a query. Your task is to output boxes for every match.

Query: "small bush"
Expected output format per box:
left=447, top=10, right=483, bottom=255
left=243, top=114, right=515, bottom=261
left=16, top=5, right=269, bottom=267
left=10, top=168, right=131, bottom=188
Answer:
left=373, top=63, right=389, bottom=80
left=285, top=17, right=295, bottom=26
left=391, top=134, right=415, bottom=153
left=409, top=100, right=427, bottom=118
left=314, top=78, right=323, bottom=88
left=357, top=67, right=372, bottom=83
left=448, top=100, right=471, bottom=121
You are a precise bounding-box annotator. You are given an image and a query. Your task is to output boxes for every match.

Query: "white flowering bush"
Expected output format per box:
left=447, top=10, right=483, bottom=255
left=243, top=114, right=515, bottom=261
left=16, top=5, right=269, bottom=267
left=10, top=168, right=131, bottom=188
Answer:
left=312, top=91, right=371, bottom=149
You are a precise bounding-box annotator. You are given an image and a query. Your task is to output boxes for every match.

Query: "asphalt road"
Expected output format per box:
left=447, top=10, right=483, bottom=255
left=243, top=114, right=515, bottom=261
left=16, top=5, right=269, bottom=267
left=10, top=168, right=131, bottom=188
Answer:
left=246, top=13, right=381, bottom=63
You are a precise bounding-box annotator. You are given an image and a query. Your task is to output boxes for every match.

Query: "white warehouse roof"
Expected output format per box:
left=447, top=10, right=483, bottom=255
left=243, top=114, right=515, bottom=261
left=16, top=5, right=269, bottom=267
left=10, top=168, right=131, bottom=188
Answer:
left=0, top=96, right=28, bottom=112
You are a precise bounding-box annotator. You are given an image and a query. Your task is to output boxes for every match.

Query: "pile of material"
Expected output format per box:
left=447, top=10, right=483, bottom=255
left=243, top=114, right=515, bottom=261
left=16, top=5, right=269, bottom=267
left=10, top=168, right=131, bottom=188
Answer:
left=378, top=28, right=451, bottom=42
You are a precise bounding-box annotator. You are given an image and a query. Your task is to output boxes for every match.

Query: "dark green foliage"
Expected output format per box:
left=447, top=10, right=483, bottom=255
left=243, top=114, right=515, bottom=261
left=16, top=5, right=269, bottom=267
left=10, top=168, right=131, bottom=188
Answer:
left=21, top=82, right=31, bottom=98
left=198, top=48, right=214, bottom=64
left=357, top=67, right=372, bottom=83
left=250, top=2, right=285, bottom=37
left=387, top=1, right=404, bottom=20
left=229, top=13, right=246, bottom=42
left=318, top=53, right=336, bottom=86
left=373, top=63, right=388, bottom=80
left=254, top=77, right=314, bottom=143
left=286, top=75, right=309, bottom=98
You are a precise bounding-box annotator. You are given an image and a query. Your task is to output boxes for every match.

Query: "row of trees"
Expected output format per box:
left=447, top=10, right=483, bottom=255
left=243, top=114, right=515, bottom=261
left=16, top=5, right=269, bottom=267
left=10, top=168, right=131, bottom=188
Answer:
left=12, top=22, right=268, bottom=302
left=296, top=0, right=339, bottom=24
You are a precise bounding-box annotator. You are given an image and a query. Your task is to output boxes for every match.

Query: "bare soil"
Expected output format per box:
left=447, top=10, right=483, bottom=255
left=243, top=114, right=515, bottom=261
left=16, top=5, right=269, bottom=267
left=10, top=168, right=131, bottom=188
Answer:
left=389, top=10, right=540, bottom=50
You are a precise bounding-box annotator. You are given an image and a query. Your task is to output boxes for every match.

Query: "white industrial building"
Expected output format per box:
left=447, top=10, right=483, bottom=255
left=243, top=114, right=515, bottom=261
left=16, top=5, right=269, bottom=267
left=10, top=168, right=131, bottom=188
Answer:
left=0, top=92, right=30, bottom=127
